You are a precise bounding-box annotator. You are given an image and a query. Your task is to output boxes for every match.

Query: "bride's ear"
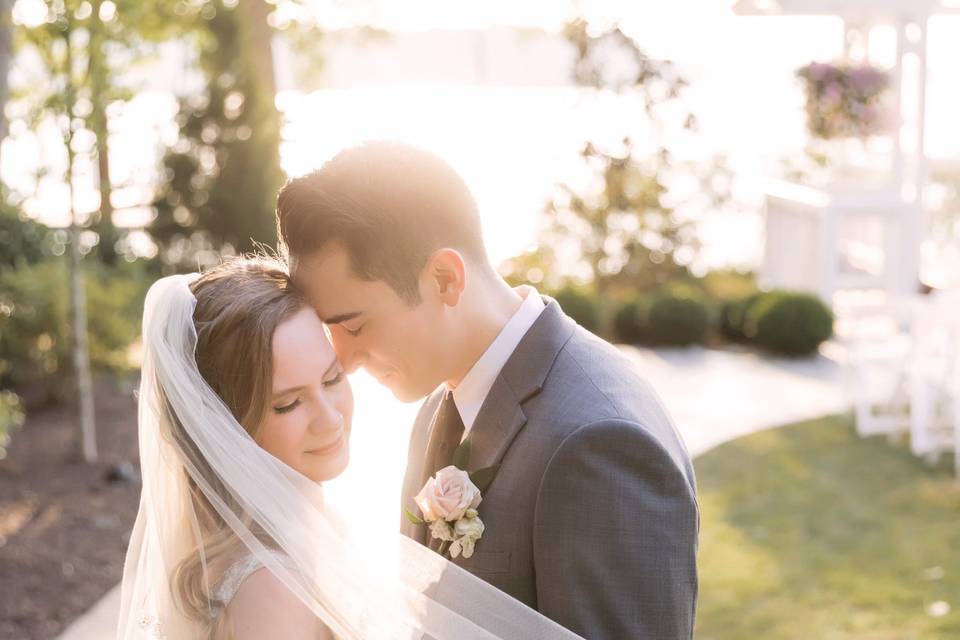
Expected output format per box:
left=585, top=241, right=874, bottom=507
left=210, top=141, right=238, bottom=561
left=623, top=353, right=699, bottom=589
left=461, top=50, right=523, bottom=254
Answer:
left=423, top=248, right=466, bottom=307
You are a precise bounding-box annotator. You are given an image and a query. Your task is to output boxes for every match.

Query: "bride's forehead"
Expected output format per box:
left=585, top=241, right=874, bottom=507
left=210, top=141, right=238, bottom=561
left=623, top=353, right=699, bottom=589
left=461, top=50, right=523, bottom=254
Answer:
left=273, top=309, right=332, bottom=355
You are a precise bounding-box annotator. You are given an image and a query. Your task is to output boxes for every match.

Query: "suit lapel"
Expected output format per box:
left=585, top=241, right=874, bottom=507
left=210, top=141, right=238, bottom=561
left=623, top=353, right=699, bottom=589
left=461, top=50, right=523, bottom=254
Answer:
left=466, top=380, right=528, bottom=472
left=466, top=299, right=577, bottom=473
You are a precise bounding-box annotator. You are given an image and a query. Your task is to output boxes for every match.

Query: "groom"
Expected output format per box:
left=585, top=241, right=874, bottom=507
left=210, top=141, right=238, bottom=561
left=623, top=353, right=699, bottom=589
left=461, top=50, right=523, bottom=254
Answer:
left=277, top=142, right=698, bottom=639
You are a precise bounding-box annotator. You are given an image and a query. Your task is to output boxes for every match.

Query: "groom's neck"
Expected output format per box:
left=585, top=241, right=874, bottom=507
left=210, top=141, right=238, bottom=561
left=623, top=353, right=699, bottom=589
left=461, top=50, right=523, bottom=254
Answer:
left=444, top=274, right=523, bottom=388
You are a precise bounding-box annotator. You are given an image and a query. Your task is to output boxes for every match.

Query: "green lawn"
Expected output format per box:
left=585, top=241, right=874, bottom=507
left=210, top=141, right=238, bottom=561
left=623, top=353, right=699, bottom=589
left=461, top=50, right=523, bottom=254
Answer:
left=694, top=415, right=960, bottom=640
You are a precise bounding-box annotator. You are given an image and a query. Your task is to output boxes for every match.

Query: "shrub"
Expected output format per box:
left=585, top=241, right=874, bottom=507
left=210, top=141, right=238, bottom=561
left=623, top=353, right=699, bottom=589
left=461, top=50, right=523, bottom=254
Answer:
left=0, top=260, right=71, bottom=388
left=746, top=291, right=834, bottom=356
left=552, top=287, right=602, bottom=335
left=85, top=261, right=153, bottom=371
left=0, top=258, right=152, bottom=390
left=0, top=203, right=52, bottom=268
left=720, top=292, right=764, bottom=342
left=0, top=390, right=24, bottom=459
left=645, top=288, right=711, bottom=346
left=613, top=299, right=645, bottom=344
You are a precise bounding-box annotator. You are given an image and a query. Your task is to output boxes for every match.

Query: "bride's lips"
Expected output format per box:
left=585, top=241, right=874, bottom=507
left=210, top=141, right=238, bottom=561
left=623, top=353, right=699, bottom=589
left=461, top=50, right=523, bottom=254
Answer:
left=306, top=433, right=345, bottom=456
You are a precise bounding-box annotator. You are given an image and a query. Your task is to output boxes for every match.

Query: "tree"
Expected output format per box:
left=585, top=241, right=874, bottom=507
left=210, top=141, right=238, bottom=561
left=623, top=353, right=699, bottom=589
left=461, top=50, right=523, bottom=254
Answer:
left=15, top=3, right=100, bottom=461
left=503, top=19, right=734, bottom=306
left=9, top=0, right=182, bottom=459
left=151, top=0, right=286, bottom=268
left=13, top=1, right=191, bottom=265
left=0, top=0, right=11, bottom=155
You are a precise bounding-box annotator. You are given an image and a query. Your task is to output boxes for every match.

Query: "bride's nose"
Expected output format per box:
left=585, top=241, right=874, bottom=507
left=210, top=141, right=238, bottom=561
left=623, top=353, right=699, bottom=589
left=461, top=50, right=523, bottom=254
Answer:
left=309, top=394, right=344, bottom=434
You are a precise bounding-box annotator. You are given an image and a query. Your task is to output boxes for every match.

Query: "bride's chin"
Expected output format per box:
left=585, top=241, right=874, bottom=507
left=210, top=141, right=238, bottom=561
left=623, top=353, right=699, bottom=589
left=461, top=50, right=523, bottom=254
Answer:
left=304, top=446, right=350, bottom=483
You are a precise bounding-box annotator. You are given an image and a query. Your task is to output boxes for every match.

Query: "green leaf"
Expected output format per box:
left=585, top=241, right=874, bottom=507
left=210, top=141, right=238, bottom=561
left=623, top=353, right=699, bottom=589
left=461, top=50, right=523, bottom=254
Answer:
left=403, top=507, right=425, bottom=526
left=437, top=540, right=451, bottom=558
left=469, top=465, right=500, bottom=493
left=452, top=439, right=471, bottom=470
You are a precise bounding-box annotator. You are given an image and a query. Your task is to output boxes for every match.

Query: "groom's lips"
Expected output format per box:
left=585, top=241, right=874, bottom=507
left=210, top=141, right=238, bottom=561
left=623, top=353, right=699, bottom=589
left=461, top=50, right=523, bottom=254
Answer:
left=306, top=434, right=345, bottom=456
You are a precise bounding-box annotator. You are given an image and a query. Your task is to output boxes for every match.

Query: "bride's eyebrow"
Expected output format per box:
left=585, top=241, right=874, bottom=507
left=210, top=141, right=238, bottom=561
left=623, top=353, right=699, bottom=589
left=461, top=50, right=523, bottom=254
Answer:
left=271, top=359, right=339, bottom=398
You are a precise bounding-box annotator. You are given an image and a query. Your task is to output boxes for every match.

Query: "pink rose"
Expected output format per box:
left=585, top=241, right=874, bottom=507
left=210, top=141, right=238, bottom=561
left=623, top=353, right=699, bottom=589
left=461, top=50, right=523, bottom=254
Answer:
left=415, top=466, right=482, bottom=522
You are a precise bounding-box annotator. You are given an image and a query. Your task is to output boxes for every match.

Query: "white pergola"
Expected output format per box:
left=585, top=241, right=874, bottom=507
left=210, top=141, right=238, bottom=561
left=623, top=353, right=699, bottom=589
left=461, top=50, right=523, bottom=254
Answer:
left=733, top=0, right=960, bottom=302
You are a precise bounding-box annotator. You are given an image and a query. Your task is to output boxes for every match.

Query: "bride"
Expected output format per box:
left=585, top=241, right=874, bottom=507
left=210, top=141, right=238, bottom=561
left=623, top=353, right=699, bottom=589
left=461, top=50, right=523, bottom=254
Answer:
left=117, top=257, right=582, bottom=640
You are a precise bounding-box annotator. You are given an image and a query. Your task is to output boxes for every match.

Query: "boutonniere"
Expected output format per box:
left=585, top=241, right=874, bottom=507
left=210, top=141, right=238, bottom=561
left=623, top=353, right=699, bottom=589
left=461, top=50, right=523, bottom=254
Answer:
left=404, top=440, right=499, bottom=559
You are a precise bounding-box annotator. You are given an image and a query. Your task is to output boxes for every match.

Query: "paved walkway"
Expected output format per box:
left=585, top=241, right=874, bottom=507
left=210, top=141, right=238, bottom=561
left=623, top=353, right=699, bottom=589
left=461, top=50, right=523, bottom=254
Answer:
left=56, top=344, right=849, bottom=639
left=621, top=344, right=848, bottom=457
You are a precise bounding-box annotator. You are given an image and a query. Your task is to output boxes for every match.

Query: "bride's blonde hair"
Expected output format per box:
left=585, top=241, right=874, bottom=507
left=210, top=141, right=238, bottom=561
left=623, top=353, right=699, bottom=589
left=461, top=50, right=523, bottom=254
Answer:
left=163, top=257, right=307, bottom=637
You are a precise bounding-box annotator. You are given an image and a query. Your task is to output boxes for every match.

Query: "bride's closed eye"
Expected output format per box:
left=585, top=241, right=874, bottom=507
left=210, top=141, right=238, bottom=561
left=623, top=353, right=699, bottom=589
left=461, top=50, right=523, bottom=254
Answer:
left=324, top=370, right=345, bottom=387
left=273, top=398, right=301, bottom=415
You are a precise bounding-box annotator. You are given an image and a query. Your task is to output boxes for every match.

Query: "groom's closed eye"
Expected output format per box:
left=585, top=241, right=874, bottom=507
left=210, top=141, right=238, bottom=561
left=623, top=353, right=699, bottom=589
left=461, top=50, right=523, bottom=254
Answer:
left=342, top=323, right=364, bottom=337
left=323, top=311, right=365, bottom=338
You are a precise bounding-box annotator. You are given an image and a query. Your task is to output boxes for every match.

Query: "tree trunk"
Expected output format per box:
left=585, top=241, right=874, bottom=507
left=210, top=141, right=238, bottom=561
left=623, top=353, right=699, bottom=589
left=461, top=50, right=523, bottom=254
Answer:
left=237, top=0, right=277, bottom=97
left=0, top=0, right=13, bottom=159
left=65, top=25, right=97, bottom=464
left=88, top=0, right=117, bottom=265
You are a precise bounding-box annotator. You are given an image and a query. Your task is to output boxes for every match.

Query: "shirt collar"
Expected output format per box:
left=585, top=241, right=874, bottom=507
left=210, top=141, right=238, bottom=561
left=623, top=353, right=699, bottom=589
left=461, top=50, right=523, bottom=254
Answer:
left=450, top=286, right=545, bottom=436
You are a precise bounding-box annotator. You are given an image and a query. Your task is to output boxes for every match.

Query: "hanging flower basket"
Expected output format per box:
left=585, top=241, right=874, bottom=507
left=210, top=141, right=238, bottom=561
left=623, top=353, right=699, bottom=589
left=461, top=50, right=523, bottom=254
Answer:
left=796, top=62, right=890, bottom=140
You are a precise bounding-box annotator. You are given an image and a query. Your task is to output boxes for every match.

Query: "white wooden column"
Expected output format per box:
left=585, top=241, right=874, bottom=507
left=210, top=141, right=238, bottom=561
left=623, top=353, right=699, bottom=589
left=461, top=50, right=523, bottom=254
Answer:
left=891, top=15, right=905, bottom=188
left=898, top=14, right=928, bottom=295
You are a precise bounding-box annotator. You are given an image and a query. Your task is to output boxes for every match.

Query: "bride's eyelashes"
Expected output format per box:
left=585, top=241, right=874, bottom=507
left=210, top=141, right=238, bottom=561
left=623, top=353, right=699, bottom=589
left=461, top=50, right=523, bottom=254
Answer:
left=273, top=398, right=301, bottom=415
left=323, top=371, right=345, bottom=387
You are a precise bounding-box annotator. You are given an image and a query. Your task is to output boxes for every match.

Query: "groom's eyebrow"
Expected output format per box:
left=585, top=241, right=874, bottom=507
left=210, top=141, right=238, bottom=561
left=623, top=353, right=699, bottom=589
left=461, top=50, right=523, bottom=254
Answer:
left=323, top=311, right=362, bottom=325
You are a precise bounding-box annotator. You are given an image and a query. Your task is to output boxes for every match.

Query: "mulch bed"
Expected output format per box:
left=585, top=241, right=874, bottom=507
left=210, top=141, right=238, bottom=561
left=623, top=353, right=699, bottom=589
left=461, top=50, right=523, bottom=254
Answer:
left=0, top=378, right=141, bottom=640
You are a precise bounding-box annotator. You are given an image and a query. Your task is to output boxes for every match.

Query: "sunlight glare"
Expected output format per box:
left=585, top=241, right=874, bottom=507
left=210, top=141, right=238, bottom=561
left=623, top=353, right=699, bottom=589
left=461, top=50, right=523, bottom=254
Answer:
left=12, top=0, right=47, bottom=27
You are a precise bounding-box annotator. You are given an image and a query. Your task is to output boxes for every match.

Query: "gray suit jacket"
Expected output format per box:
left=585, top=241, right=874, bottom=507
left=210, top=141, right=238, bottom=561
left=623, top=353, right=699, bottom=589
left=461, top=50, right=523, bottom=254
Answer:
left=401, top=299, right=698, bottom=639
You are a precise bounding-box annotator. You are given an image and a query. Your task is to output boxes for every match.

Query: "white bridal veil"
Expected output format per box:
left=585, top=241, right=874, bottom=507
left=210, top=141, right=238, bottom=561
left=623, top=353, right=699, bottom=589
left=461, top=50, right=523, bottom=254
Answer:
left=117, top=274, right=583, bottom=640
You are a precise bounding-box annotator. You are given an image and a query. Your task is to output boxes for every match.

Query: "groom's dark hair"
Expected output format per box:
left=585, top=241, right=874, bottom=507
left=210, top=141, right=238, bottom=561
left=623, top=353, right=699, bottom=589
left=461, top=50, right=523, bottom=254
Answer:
left=276, top=141, right=489, bottom=304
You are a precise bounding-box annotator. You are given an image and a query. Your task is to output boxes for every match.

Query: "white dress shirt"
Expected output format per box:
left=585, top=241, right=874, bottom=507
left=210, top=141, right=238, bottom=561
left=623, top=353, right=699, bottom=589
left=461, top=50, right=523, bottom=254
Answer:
left=449, top=286, right=546, bottom=438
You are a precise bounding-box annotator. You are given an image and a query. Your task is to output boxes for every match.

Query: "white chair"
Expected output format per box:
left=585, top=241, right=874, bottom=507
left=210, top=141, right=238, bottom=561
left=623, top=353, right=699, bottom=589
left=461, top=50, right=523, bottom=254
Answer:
left=908, top=289, right=960, bottom=463
left=952, top=352, right=960, bottom=482
left=844, top=293, right=917, bottom=439
left=849, top=334, right=912, bottom=438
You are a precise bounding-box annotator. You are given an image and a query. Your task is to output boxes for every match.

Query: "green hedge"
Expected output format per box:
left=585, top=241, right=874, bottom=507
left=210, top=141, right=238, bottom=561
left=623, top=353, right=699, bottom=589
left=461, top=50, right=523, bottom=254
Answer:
left=552, top=287, right=601, bottom=335
left=721, top=290, right=833, bottom=355
left=614, top=288, right=712, bottom=347
left=646, top=288, right=712, bottom=346
left=747, top=291, right=834, bottom=356
left=720, top=292, right=764, bottom=342
left=613, top=298, right=646, bottom=344
left=545, top=274, right=832, bottom=356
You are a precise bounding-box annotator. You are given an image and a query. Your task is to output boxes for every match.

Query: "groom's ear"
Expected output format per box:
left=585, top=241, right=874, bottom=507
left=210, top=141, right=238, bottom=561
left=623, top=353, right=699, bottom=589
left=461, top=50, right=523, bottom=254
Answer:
left=423, top=248, right=466, bottom=307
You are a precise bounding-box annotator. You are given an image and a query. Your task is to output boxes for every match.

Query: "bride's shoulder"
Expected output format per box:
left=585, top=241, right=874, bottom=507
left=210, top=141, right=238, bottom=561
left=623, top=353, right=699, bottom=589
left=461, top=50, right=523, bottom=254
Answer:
left=221, top=555, right=329, bottom=639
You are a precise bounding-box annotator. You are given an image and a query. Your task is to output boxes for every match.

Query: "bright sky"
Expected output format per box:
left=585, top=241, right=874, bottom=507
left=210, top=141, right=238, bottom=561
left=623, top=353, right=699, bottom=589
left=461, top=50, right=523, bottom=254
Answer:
left=304, top=0, right=737, bottom=32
